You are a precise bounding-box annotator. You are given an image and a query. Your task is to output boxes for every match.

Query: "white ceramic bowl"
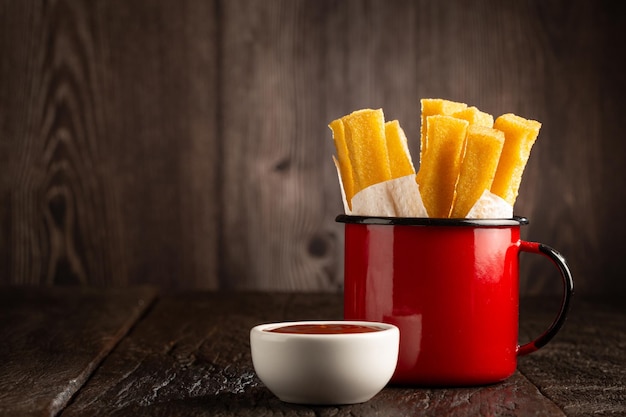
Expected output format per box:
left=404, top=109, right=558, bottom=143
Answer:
left=250, top=320, right=399, bottom=405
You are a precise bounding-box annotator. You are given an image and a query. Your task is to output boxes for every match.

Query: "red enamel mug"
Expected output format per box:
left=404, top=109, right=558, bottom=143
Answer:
left=337, top=215, right=574, bottom=386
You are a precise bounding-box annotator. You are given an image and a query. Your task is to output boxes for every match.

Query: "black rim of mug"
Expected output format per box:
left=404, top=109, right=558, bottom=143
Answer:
left=335, top=215, right=529, bottom=227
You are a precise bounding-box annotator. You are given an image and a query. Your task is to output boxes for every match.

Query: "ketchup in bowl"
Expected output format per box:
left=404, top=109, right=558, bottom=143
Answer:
left=266, top=323, right=384, bottom=334
left=251, top=320, right=399, bottom=404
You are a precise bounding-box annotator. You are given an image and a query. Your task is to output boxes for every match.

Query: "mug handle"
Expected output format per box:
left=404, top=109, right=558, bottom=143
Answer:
left=517, top=241, right=574, bottom=356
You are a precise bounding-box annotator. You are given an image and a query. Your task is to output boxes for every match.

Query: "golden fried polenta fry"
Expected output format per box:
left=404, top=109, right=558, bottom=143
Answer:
left=416, top=115, right=469, bottom=217
left=329, top=119, right=355, bottom=209
left=452, top=106, right=494, bottom=128
left=420, top=99, right=467, bottom=163
left=385, top=120, right=415, bottom=179
left=341, top=109, right=391, bottom=195
left=450, top=125, right=505, bottom=218
left=490, top=113, right=541, bottom=206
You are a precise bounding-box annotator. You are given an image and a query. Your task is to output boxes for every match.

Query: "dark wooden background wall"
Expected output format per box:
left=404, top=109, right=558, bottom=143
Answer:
left=1, top=0, right=624, bottom=296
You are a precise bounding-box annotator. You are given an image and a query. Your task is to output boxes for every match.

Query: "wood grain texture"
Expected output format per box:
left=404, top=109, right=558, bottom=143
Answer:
left=61, top=292, right=312, bottom=416
left=518, top=297, right=626, bottom=417
left=0, top=0, right=220, bottom=288
left=1, top=1, right=625, bottom=295
left=0, top=286, right=157, bottom=417
left=63, top=292, right=574, bottom=416
left=219, top=0, right=344, bottom=290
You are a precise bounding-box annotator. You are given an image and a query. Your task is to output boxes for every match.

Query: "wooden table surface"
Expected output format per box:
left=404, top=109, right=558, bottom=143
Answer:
left=1, top=287, right=624, bottom=417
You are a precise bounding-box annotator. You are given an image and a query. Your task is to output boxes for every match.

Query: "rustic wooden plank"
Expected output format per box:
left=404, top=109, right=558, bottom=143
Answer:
left=0, top=0, right=134, bottom=286
left=94, top=0, right=221, bottom=289
left=64, top=292, right=574, bottom=416
left=518, top=297, right=626, bottom=417
left=0, top=286, right=157, bottom=417
left=0, top=0, right=220, bottom=288
left=219, top=0, right=346, bottom=291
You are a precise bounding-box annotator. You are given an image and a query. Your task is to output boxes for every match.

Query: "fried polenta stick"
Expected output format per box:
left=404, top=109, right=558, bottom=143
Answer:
left=416, top=115, right=469, bottom=217
left=385, top=120, right=415, bottom=178
left=341, top=109, right=391, bottom=195
left=490, top=114, right=541, bottom=206
left=328, top=119, right=355, bottom=209
left=452, top=106, right=494, bottom=128
left=450, top=125, right=505, bottom=218
left=420, top=99, right=467, bottom=163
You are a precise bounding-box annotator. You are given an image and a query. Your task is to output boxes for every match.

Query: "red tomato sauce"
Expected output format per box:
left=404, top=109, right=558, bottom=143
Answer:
left=266, top=323, right=384, bottom=334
